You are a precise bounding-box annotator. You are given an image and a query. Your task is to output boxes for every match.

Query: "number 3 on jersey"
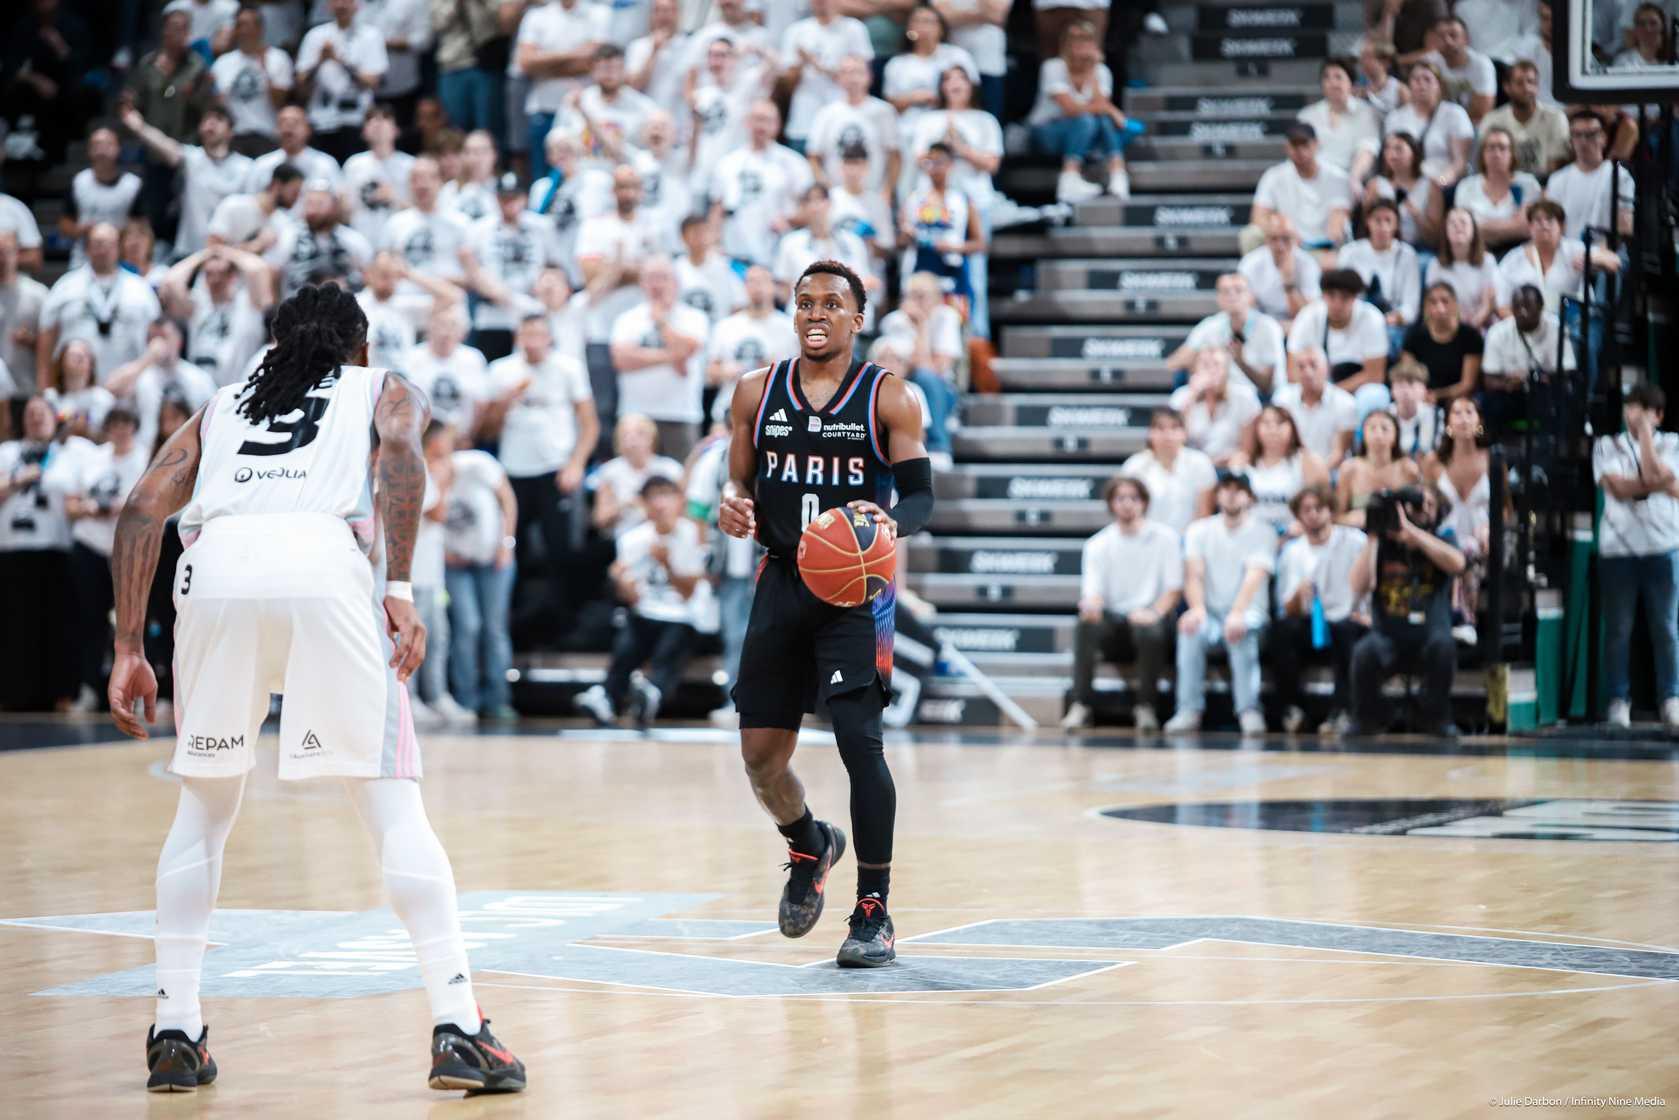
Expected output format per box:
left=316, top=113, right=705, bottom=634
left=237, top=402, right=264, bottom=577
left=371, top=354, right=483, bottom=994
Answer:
left=801, top=492, right=820, bottom=529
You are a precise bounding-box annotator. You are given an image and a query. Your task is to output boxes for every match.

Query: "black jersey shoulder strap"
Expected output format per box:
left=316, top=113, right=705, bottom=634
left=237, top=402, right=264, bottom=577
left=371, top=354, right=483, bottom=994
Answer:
left=750, top=359, right=791, bottom=450
left=862, top=362, right=894, bottom=467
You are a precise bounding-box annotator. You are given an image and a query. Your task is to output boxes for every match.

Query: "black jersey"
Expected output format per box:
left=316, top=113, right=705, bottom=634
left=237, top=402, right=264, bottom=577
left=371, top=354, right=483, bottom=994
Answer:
left=751, top=357, right=895, bottom=558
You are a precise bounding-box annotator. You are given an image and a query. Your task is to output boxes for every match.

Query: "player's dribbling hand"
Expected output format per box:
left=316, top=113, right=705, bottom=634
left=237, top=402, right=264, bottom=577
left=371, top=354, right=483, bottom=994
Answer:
left=108, top=649, right=157, bottom=740
left=719, top=494, right=756, bottom=539
left=846, top=500, right=897, bottom=542
left=384, top=596, right=428, bottom=683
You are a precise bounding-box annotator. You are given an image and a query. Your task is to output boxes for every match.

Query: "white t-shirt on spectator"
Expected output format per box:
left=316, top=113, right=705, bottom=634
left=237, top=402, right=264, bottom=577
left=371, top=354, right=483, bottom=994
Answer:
left=488, top=348, right=594, bottom=477
left=1080, top=519, right=1184, bottom=615
left=1364, top=175, right=1439, bottom=246
left=1383, top=100, right=1475, bottom=179
left=686, top=73, right=757, bottom=192
left=1595, top=431, right=1679, bottom=558
left=807, top=98, right=900, bottom=194
left=207, top=193, right=295, bottom=247
left=66, top=170, right=141, bottom=270
left=132, top=360, right=218, bottom=450
left=1253, top=160, right=1353, bottom=245
left=1182, top=310, right=1285, bottom=390
left=1543, top=160, right=1637, bottom=240
left=1482, top=312, right=1576, bottom=378
left=0, top=440, right=73, bottom=550
left=56, top=437, right=151, bottom=556
left=616, top=517, right=706, bottom=624
left=295, top=20, right=388, bottom=133
left=1424, top=255, right=1505, bottom=318
left=1390, top=404, right=1442, bottom=458
left=1277, top=525, right=1369, bottom=621
left=561, top=84, right=659, bottom=160
left=381, top=206, right=470, bottom=324
left=0, top=276, right=49, bottom=395
left=1453, top=171, right=1544, bottom=225
left=624, top=29, right=693, bottom=122
left=211, top=47, right=294, bottom=138
left=516, top=0, right=612, bottom=115
left=611, top=300, right=709, bottom=424
left=361, top=0, right=429, bottom=97
left=674, top=253, right=747, bottom=326
left=781, top=16, right=873, bottom=141
left=177, top=147, right=255, bottom=257
left=1026, top=57, right=1105, bottom=128
left=575, top=211, right=669, bottom=340
left=1238, top=246, right=1322, bottom=320
left=342, top=149, right=416, bottom=246
left=441, top=177, right=497, bottom=225
left=266, top=221, right=374, bottom=296
left=1184, top=513, right=1278, bottom=621
left=907, top=109, right=1003, bottom=210
left=1270, top=382, right=1358, bottom=461
left=43, top=386, right=114, bottom=435
left=0, top=193, right=44, bottom=252
left=42, top=267, right=162, bottom=379
left=1497, top=239, right=1590, bottom=312
left=403, top=342, right=489, bottom=434
left=1296, top=99, right=1383, bottom=177
left=526, top=167, right=613, bottom=283
left=1119, top=447, right=1219, bottom=536
left=1286, top=299, right=1390, bottom=373
left=470, top=212, right=555, bottom=332
left=1455, top=0, right=1539, bottom=62
left=774, top=228, right=873, bottom=301
left=187, top=285, right=267, bottom=387
left=415, top=472, right=446, bottom=589
left=244, top=146, right=343, bottom=198
left=883, top=44, right=979, bottom=133
left=711, top=144, right=814, bottom=267
left=942, top=0, right=1007, bottom=76
left=592, top=453, right=683, bottom=536
left=706, top=309, right=798, bottom=401
left=446, top=449, right=509, bottom=568
left=1168, top=380, right=1263, bottom=462
left=878, top=306, right=965, bottom=368
left=1337, top=238, right=1422, bottom=323
left=356, top=290, right=417, bottom=368
left=1420, top=48, right=1498, bottom=109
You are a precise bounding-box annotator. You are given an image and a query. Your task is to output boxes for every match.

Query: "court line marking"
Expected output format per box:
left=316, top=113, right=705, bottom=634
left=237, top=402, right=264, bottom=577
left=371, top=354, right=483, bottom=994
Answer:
left=478, top=962, right=1133, bottom=1000
left=0, top=921, right=230, bottom=947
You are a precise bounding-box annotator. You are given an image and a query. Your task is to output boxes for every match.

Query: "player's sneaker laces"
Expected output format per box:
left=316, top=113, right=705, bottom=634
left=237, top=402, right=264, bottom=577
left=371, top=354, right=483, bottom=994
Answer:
left=778, top=821, right=846, bottom=938
left=145, top=1025, right=216, bottom=1092
left=837, top=895, right=896, bottom=968
left=429, top=1010, right=526, bottom=1095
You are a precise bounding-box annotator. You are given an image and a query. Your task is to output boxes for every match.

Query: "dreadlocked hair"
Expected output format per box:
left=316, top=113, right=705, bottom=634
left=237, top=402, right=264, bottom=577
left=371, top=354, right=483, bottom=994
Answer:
left=238, top=283, right=368, bottom=425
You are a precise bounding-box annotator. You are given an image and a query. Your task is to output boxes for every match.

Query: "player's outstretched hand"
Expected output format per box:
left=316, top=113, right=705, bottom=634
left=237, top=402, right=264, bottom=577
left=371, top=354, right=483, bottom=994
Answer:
left=846, top=500, right=898, bottom=542
left=108, top=650, right=158, bottom=740
left=384, top=596, right=428, bottom=683
left=720, top=493, right=756, bottom=539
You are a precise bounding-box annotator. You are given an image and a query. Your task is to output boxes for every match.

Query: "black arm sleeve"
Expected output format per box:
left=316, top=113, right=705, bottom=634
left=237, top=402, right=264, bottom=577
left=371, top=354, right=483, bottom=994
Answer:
left=888, top=456, right=934, bottom=538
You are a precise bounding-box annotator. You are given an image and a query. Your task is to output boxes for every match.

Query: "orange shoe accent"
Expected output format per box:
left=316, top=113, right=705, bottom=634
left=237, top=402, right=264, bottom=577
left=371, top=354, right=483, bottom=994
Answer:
left=478, top=1042, right=516, bottom=1065
left=786, top=848, right=819, bottom=863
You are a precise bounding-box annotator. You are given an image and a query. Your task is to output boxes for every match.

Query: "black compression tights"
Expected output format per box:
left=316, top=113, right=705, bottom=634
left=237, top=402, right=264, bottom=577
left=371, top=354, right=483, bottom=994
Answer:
left=828, top=688, right=895, bottom=869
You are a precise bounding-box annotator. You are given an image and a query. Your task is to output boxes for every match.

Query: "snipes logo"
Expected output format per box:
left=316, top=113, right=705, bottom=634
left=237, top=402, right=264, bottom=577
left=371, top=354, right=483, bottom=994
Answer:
left=235, top=466, right=308, bottom=484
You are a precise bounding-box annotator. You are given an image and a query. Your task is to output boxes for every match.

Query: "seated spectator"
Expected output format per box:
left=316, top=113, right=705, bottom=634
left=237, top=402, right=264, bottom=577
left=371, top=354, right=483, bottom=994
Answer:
left=1337, top=410, right=1423, bottom=526
left=610, top=258, right=710, bottom=461
left=1422, top=397, right=1492, bottom=643
left=1497, top=199, right=1621, bottom=315
left=1363, top=131, right=1443, bottom=249
left=777, top=184, right=877, bottom=312
left=1388, top=358, right=1442, bottom=457
left=1383, top=62, right=1473, bottom=189
left=37, top=224, right=162, bottom=387
left=806, top=55, right=899, bottom=194
left=1425, top=208, right=1502, bottom=328
left=1027, top=19, right=1134, bottom=202
left=403, top=303, right=490, bottom=438
left=674, top=215, right=747, bottom=329
left=381, top=157, right=471, bottom=328
left=444, top=429, right=520, bottom=722
left=709, top=100, right=813, bottom=269
left=1401, top=282, right=1483, bottom=403
left=102, top=320, right=217, bottom=451
left=574, top=474, right=706, bottom=728
left=295, top=0, right=388, bottom=163
left=831, top=143, right=897, bottom=286
left=939, top=0, right=1007, bottom=119
left=1478, top=61, right=1571, bottom=178
left=1239, top=215, right=1321, bottom=326
left=41, top=341, right=113, bottom=442
left=591, top=413, right=685, bottom=538
left=883, top=3, right=980, bottom=140
left=1544, top=110, right=1637, bottom=240
left=1347, top=483, right=1466, bottom=736
left=1480, top=283, right=1577, bottom=433
left=119, top=218, right=167, bottom=289
left=1287, top=269, right=1391, bottom=410
left=879, top=272, right=963, bottom=454
left=1272, top=485, right=1370, bottom=734
left=1062, top=476, right=1183, bottom=732
left=1238, top=402, right=1330, bottom=533
left=1120, top=408, right=1219, bottom=535
left=1165, top=272, right=1284, bottom=396
left=1165, top=472, right=1277, bottom=736
left=1251, top=123, right=1353, bottom=255
left=904, top=64, right=1001, bottom=211
left=1357, top=38, right=1406, bottom=116
left=870, top=333, right=947, bottom=467
left=1419, top=15, right=1497, bottom=125
left=1611, top=3, right=1672, bottom=70
left=1337, top=198, right=1421, bottom=351
left=159, top=243, right=273, bottom=388
left=0, top=398, right=77, bottom=712
left=460, top=172, right=557, bottom=363
left=208, top=164, right=304, bottom=256
left=1299, top=58, right=1382, bottom=182
left=1593, top=382, right=1679, bottom=730
left=342, top=105, right=416, bottom=247
left=244, top=105, right=345, bottom=202
left=706, top=265, right=798, bottom=423
left=1456, top=128, right=1543, bottom=251
left=1269, top=350, right=1356, bottom=470
left=267, top=180, right=375, bottom=298
left=1168, top=348, right=1262, bottom=467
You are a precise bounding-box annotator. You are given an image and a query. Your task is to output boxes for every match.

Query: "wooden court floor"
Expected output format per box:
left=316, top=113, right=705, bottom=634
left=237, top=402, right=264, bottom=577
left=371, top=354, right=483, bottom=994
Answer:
left=1, top=722, right=1676, bottom=1119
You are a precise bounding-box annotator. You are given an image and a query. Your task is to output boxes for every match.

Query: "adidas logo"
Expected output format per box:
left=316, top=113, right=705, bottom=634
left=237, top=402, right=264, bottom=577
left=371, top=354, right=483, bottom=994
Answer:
left=157, top=988, right=169, bottom=998
left=769, top=408, right=788, bottom=422
left=830, top=669, right=843, bottom=685
left=301, top=730, right=323, bottom=751
left=447, top=973, right=468, bottom=985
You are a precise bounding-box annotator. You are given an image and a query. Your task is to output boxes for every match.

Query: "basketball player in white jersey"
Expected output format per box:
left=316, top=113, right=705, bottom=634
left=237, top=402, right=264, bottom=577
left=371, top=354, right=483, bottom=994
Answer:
left=107, top=284, right=526, bottom=1095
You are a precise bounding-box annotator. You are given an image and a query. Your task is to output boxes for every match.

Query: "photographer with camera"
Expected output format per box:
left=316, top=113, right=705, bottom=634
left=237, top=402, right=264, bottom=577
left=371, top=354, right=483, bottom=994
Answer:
left=1593, top=384, right=1679, bottom=731
left=1347, top=483, right=1467, bottom=737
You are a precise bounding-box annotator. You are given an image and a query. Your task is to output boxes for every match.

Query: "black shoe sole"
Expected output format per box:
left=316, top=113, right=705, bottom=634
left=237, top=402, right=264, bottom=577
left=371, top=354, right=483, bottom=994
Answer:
left=836, top=950, right=897, bottom=969
left=778, top=824, right=846, bottom=939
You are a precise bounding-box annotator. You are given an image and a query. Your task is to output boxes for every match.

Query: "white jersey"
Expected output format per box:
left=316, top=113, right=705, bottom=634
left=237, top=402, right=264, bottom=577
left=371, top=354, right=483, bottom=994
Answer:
left=180, top=364, right=384, bottom=552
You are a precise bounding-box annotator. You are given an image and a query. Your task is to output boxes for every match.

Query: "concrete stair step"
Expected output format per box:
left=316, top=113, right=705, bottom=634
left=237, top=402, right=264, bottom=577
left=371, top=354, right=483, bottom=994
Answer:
left=963, top=392, right=1167, bottom=428
left=993, top=290, right=1219, bottom=324
left=951, top=423, right=1149, bottom=460
left=1000, top=161, right=1272, bottom=198
left=908, top=572, right=1080, bottom=610
left=1122, top=87, right=1315, bottom=115
left=992, top=224, right=1241, bottom=260
left=1128, top=135, right=1287, bottom=161
left=1034, top=257, right=1235, bottom=294
left=997, top=324, right=1191, bottom=362
left=1133, top=113, right=1302, bottom=138
left=1132, top=58, right=1325, bottom=86
left=931, top=499, right=1106, bottom=536
left=1072, top=194, right=1253, bottom=229
left=990, top=358, right=1177, bottom=392
left=934, top=463, right=1119, bottom=502
left=930, top=612, right=1077, bottom=656
left=908, top=535, right=1084, bottom=577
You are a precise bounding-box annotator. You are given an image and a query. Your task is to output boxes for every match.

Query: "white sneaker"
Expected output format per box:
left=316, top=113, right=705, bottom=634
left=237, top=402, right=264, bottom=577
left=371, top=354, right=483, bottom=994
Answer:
left=1452, top=623, right=1479, bottom=646
left=409, top=697, right=444, bottom=729
left=432, top=695, right=479, bottom=726
left=1106, top=169, right=1131, bottom=199
left=1143, top=12, right=1169, bottom=34
left=708, top=705, right=739, bottom=729
left=1238, top=709, right=1267, bottom=736
left=1133, top=703, right=1159, bottom=733
left=574, top=684, right=616, bottom=727
left=1056, top=170, right=1101, bottom=204
left=1662, top=697, right=1679, bottom=731
left=1163, top=710, right=1201, bottom=734
left=70, top=685, right=102, bottom=714
left=1606, top=698, right=1631, bottom=728
left=1060, top=701, right=1092, bottom=731
left=1282, top=705, right=1306, bottom=734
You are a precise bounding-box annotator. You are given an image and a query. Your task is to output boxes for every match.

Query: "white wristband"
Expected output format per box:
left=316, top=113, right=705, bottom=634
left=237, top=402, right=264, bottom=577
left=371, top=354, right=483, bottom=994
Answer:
left=385, top=581, right=414, bottom=602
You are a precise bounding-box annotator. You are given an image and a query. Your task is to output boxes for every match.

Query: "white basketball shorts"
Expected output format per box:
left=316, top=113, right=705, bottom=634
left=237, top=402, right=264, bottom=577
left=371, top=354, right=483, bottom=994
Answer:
left=168, top=513, right=421, bottom=781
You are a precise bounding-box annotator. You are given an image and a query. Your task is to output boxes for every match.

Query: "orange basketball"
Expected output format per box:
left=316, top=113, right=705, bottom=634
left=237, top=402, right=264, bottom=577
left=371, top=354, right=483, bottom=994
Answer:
left=797, top=506, right=897, bottom=608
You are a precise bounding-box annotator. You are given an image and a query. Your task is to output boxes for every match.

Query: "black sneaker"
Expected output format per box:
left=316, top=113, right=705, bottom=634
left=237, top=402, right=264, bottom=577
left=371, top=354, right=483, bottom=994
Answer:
left=778, top=821, right=846, bottom=938
left=837, top=895, right=896, bottom=968
left=145, top=1025, right=216, bottom=1092
left=429, top=1011, right=526, bottom=1095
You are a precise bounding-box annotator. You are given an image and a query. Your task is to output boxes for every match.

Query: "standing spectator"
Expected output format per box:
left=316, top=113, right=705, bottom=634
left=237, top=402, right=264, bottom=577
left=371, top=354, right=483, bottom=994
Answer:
left=1365, top=0, right=1450, bottom=60
left=442, top=129, right=501, bottom=224
left=626, top=0, right=691, bottom=125
left=62, top=126, right=142, bottom=271
left=1544, top=110, right=1638, bottom=240
left=120, top=104, right=253, bottom=259
left=1272, top=485, right=1370, bottom=733
left=1456, top=128, right=1543, bottom=251
left=1594, top=383, right=1679, bottom=729
left=0, top=397, right=76, bottom=711
left=684, top=36, right=775, bottom=195
left=1336, top=410, right=1423, bottom=526
left=444, top=429, right=520, bottom=721
left=1239, top=215, right=1321, bottom=327
left=1120, top=408, right=1219, bottom=535
left=782, top=0, right=874, bottom=155
left=119, top=219, right=168, bottom=288
left=1298, top=59, right=1382, bottom=182
left=1426, top=208, right=1503, bottom=328
left=904, top=64, right=1001, bottom=216
left=342, top=105, right=417, bottom=248
left=0, top=232, right=48, bottom=403
left=515, top=0, right=610, bottom=183
left=3, top=0, right=100, bottom=167
left=706, top=265, right=798, bottom=422
left=211, top=6, right=295, bottom=155
left=1422, top=397, right=1492, bottom=643
left=1401, top=282, right=1483, bottom=403
left=1270, top=349, right=1357, bottom=470
left=1420, top=16, right=1497, bottom=124
left=1251, top=123, right=1353, bottom=254
left=1347, top=484, right=1466, bottom=736
left=1165, top=472, right=1277, bottom=736
left=610, top=258, right=709, bottom=461
left=267, top=180, right=375, bottom=295
left=1364, top=131, right=1442, bottom=250
left=1166, top=273, right=1284, bottom=396
left=684, top=0, right=772, bottom=73
left=363, top=0, right=430, bottom=124
left=37, top=224, right=162, bottom=382
left=709, top=101, right=813, bottom=270
left=574, top=474, right=706, bottom=728
left=462, top=171, right=555, bottom=362
left=626, top=113, right=692, bottom=239
left=404, top=302, right=490, bottom=436
left=1027, top=19, right=1133, bottom=203
left=126, top=7, right=215, bottom=244
left=685, top=431, right=758, bottom=726
left=296, top=0, right=389, bottom=163
left=381, top=156, right=472, bottom=327
left=831, top=144, right=898, bottom=291
left=883, top=4, right=979, bottom=139
left=1387, top=359, right=1442, bottom=457
left=562, top=45, right=659, bottom=165
left=1287, top=269, right=1391, bottom=409
left=589, top=413, right=683, bottom=538
left=42, top=341, right=112, bottom=441
left=413, top=421, right=479, bottom=726
left=356, top=252, right=418, bottom=366
left=1497, top=199, right=1621, bottom=315
left=1478, top=61, right=1571, bottom=178
left=431, top=0, right=504, bottom=138
left=777, top=186, right=876, bottom=311
left=577, top=163, right=668, bottom=420
left=1454, top=0, right=1538, bottom=62
left=806, top=55, right=901, bottom=195
left=0, top=192, right=45, bottom=275
left=674, top=215, right=746, bottom=328
left=244, top=106, right=346, bottom=199
left=1383, top=62, right=1474, bottom=188
left=1168, top=348, right=1262, bottom=467
left=1337, top=198, right=1421, bottom=349
left=101, top=319, right=217, bottom=451
left=528, top=130, right=613, bottom=284
left=210, top=165, right=304, bottom=255
left=898, top=143, right=986, bottom=319
left=1062, top=475, right=1182, bottom=732
left=934, top=0, right=1007, bottom=119
left=159, top=244, right=274, bottom=388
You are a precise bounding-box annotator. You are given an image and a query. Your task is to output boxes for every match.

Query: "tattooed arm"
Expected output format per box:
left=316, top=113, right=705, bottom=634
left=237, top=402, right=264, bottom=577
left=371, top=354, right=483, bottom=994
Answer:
left=373, top=370, right=432, bottom=682
left=108, top=409, right=205, bottom=739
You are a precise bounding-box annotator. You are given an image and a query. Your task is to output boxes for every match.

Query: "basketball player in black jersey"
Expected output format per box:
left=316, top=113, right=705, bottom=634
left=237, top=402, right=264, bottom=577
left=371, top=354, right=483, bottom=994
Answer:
left=719, top=260, right=934, bottom=967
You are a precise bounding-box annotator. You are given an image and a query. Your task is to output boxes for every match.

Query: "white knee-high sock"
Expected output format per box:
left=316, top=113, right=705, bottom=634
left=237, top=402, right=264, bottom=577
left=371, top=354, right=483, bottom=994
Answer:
left=155, top=775, right=247, bottom=1037
left=349, top=778, right=480, bottom=1033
